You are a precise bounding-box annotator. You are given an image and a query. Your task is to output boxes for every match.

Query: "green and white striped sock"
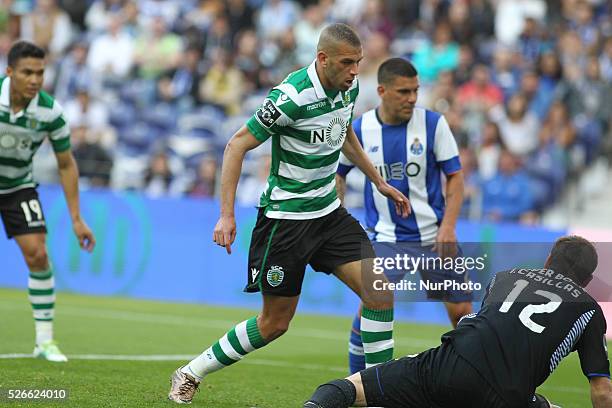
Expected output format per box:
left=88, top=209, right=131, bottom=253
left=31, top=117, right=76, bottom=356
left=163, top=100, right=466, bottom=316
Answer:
left=28, top=268, right=55, bottom=346
left=182, top=317, right=267, bottom=380
left=361, top=307, right=394, bottom=368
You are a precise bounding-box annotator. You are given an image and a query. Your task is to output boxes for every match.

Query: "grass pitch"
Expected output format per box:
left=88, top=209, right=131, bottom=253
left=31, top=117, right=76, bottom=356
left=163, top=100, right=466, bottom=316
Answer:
left=0, top=288, right=598, bottom=407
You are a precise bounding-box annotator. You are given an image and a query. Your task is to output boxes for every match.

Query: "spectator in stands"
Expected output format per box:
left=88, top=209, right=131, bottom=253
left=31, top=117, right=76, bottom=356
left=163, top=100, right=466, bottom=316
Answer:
left=517, top=17, right=547, bottom=66
left=452, top=44, right=475, bottom=86
left=422, top=70, right=456, bottom=114
left=489, top=92, right=539, bottom=157
left=138, top=0, right=182, bottom=29
left=558, top=30, right=586, bottom=71
left=64, top=87, right=111, bottom=131
left=490, top=45, right=521, bottom=101
left=519, top=69, right=553, bottom=120
left=198, top=48, right=245, bottom=115
left=203, top=14, right=232, bottom=59
left=477, top=121, right=504, bottom=181
left=294, top=3, right=326, bottom=66
left=266, top=28, right=300, bottom=85
left=353, top=32, right=390, bottom=116
left=354, top=0, right=394, bottom=42
left=54, top=41, right=100, bottom=103
left=0, top=32, right=10, bottom=72
left=121, top=1, right=140, bottom=37
left=71, top=126, right=113, bottom=187
left=143, top=151, right=179, bottom=198
left=226, top=0, right=254, bottom=41
left=157, top=47, right=202, bottom=105
left=20, top=0, right=72, bottom=59
left=600, top=36, right=612, bottom=82
left=87, top=13, right=134, bottom=83
left=481, top=148, right=535, bottom=223
left=234, top=29, right=266, bottom=92
left=183, top=0, right=223, bottom=32
left=448, top=0, right=472, bottom=45
left=568, top=0, right=600, bottom=55
left=526, top=100, right=573, bottom=209
left=467, top=0, right=495, bottom=45
left=412, top=20, right=460, bottom=84
left=256, top=0, right=299, bottom=42
left=458, top=146, right=480, bottom=220
left=85, top=0, right=125, bottom=33
left=494, top=0, right=546, bottom=46
left=445, top=102, right=470, bottom=148
left=457, top=64, right=504, bottom=136
left=187, top=156, right=218, bottom=198
left=133, top=15, right=182, bottom=80
left=0, top=0, right=11, bottom=33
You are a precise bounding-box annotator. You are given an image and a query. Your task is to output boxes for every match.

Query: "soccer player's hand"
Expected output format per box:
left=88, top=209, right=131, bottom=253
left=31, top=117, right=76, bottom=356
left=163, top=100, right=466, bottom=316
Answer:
left=433, top=225, right=457, bottom=259
left=73, top=218, right=96, bottom=252
left=377, top=182, right=411, bottom=218
left=213, top=215, right=236, bottom=254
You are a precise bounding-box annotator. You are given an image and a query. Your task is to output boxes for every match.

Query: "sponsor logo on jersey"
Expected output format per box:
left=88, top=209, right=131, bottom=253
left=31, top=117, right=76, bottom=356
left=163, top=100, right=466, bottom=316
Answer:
left=267, top=265, right=284, bottom=287
left=256, top=99, right=281, bottom=128
left=325, top=117, right=347, bottom=148
left=306, top=100, right=326, bottom=111
left=375, top=162, right=421, bottom=180
left=368, top=146, right=379, bottom=153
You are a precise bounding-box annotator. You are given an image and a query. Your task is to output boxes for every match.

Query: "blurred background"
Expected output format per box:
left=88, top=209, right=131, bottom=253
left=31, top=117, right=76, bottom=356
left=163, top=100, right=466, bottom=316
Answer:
left=0, top=0, right=610, bottom=230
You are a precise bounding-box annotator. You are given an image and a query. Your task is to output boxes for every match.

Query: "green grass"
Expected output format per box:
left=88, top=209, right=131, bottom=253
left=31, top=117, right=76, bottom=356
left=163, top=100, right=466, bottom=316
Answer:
left=0, top=287, right=598, bottom=407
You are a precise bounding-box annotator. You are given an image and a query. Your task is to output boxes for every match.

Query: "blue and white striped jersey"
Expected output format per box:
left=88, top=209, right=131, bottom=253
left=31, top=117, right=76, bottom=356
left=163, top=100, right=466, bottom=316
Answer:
left=338, top=107, right=461, bottom=243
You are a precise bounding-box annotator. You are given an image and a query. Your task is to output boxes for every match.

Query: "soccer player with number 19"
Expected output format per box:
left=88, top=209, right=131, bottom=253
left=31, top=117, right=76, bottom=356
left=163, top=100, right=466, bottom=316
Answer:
left=0, top=41, right=95, bottom=362
left=168, top=23, right=410, bottom=404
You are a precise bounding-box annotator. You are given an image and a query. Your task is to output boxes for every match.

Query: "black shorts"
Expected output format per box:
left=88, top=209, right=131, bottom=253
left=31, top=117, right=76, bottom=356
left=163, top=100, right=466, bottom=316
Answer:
left=361, top=342, right=509, bottom=408
left=0, top=188, right=47, bottom=239
left=245, top=206, right=375, bottom=296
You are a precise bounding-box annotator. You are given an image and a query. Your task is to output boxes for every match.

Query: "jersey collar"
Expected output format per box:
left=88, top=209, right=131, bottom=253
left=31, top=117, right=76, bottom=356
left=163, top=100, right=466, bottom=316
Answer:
left=0, top=77, right=39, bottom=117
left=0, top=76, right=10, bottom=108
left=307, top=59, right=328, bottom=100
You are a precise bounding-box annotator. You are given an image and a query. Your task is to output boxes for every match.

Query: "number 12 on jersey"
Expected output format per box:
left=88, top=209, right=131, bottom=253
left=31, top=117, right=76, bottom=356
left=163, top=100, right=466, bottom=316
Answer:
left=499, top=279, right=562, bottom=334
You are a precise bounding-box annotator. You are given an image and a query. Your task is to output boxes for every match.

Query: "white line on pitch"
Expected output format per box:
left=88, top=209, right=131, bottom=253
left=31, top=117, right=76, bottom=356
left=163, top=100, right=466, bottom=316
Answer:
left=0, top=353, right=347, bottom=373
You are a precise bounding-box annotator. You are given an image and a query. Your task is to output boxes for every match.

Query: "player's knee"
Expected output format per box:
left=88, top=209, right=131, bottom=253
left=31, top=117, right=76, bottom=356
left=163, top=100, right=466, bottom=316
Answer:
left=304, top=379, right=356, bottom=408
left=24, top=245, right=49, bottom=270
left=258, top=316, right=291, bottom=341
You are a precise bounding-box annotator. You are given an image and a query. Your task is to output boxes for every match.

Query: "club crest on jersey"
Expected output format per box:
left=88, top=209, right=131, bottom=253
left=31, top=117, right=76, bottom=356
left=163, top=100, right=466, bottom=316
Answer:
left=27, top=118, right=39, bottom=130
left=410, top=138, right=424, bottom=156
left=267, top=265, right=284, bottom=287
left=342, top=92, right=351, bottom=107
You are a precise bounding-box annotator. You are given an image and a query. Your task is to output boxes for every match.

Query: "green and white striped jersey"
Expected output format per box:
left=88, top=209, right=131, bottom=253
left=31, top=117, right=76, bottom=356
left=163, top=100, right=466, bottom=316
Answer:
left=0, top=76, right=71, bottom=194
left=246, top=60, right=359, bottom=220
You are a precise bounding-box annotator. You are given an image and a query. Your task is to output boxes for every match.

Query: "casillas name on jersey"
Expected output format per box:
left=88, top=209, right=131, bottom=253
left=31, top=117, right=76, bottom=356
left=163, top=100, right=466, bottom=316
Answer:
left=337, top=108, right=461, bottom=243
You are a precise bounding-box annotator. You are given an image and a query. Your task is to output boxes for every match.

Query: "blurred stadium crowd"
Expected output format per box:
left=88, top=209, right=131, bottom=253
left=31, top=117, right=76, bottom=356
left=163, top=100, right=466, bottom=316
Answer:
left=0, top=0, right=610, bottom=223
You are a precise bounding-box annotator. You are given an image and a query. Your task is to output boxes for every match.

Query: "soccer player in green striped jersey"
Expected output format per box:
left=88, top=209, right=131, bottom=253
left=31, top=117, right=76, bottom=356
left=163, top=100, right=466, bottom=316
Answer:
left=168, top=23, right=410, bottom=404
left=0, top=41, right=95, bottom=362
